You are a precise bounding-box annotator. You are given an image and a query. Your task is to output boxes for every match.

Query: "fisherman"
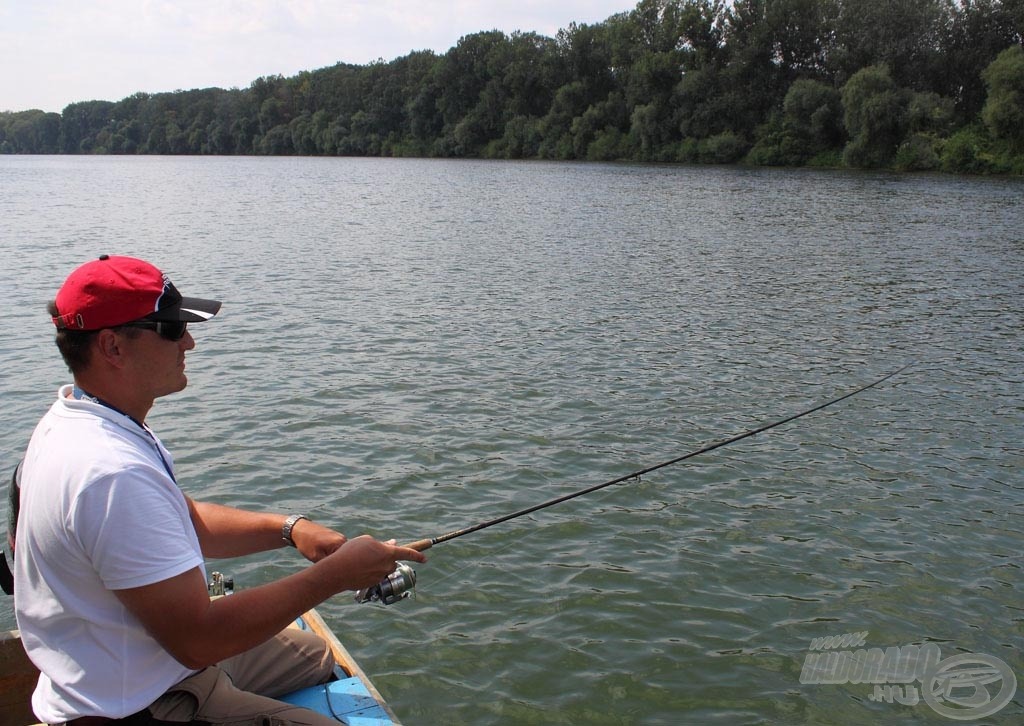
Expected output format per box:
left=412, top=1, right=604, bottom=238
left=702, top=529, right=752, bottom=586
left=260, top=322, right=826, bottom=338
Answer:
left=13, top=255, right=426, bottom=726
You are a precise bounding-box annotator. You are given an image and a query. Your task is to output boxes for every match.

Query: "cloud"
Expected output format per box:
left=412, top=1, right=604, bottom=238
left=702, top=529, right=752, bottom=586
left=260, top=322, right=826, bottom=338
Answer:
left=0, top=0, right=630, bottom=112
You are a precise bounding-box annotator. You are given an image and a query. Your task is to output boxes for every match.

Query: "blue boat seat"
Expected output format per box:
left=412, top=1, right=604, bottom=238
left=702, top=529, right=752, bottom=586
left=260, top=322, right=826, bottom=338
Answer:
left=279, top=677, right=393, bottom=725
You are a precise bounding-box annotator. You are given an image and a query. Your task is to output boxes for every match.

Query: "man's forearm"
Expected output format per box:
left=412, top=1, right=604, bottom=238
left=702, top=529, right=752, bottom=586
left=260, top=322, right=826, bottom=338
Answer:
left=188, top=499, right=288, bottom=558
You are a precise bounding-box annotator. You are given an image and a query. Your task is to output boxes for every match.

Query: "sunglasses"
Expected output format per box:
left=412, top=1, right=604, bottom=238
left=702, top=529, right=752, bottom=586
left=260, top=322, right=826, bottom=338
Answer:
left=120, top=320, right=189, bottom=341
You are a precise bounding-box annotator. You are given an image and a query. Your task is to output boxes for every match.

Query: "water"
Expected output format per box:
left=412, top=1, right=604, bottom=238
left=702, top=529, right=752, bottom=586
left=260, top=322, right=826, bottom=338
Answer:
left=1, top=156, right=1021, bottom=724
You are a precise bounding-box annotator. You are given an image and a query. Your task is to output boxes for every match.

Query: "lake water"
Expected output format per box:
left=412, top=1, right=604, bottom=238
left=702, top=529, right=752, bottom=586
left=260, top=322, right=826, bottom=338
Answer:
left=1, top=156, right=1021, bottom=724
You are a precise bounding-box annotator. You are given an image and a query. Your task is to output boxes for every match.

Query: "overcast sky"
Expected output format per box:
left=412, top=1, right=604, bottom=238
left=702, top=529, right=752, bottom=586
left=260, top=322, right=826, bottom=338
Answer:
left=1, top=1, right=633, bottom=113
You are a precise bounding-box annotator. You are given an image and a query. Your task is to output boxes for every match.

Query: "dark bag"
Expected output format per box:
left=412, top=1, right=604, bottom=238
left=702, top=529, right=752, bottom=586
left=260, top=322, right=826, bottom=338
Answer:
left=1, top=460, right=22, bottom=595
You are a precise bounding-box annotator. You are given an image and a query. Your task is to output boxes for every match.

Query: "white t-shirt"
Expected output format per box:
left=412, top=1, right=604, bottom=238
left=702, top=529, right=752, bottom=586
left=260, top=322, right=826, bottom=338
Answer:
left=14, top=385, right=205, bottom=721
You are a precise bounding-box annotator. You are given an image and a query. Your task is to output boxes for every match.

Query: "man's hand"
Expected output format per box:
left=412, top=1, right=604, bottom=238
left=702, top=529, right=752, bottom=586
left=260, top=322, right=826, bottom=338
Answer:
left=288, top=517, right=346, bottom=562
left=316, top=535, right=428, bottom=592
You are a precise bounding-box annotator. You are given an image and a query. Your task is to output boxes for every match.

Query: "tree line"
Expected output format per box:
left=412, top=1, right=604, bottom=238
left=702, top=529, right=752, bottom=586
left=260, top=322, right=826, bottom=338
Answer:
left=2, top=0, right=1022, bottom=174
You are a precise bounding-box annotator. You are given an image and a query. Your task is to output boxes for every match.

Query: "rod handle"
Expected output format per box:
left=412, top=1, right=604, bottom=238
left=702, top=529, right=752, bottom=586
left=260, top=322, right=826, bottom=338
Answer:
left=403, top=538, right=433, bottom=552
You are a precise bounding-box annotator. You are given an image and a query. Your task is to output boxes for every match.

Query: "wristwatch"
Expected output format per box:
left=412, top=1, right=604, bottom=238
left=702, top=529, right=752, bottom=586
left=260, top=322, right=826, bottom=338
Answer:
left=282, top=514, right=308, bottom=547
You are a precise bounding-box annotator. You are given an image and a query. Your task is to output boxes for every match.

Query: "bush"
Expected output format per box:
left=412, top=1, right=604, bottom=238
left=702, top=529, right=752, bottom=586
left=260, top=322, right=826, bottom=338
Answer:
left=907, top=92, right=954, bottom=136
left=387, top=137, right=432, bottom=158
left=490, top=116, right=542, bottom=159
left=745, top=138, right=786, bottom=166
left=894, top=134, right=940, bottom=171
left=746, top=129, right=807, bottom=166
left=698, top=132, right=748, bottom=164
left=676, top=138, right=700, bottom=163
left=940, top=126, right=998, bottom=174
left=537, top=131, right=574, bottom=160
left=806, top=150, right=843, bottom=168
left=586, top=128, right=631, bottom=161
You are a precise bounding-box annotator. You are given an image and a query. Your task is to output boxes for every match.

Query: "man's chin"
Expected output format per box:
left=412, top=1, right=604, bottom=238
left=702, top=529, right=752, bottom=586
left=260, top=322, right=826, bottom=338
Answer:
left=160, top=376, right=188, bottom=397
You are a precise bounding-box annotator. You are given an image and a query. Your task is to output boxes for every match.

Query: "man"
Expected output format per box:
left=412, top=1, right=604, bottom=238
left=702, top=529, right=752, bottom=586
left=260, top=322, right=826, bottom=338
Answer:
left=14, top=255, right=427, bottom=725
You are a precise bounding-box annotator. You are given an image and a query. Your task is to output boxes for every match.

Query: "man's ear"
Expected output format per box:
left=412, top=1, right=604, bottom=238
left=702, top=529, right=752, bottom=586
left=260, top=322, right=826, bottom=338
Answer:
left=94, top=328, right=128, bottom=368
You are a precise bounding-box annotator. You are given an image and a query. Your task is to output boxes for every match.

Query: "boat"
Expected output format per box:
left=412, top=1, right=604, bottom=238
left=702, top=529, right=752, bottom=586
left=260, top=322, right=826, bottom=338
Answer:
left=2, top=462, right=401, bottom=726
left=0, top=594, right=402, bottom=726
left=280, top=607, right=401, bottom=725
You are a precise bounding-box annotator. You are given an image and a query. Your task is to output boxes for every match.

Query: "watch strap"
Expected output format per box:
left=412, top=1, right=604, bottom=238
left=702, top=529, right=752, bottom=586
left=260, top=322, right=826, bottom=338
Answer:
left=281, top=513, right=308, bottom=547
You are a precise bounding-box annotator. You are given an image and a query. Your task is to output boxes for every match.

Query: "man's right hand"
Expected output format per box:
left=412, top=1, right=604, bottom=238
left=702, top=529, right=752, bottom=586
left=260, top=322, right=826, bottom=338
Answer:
left=317, top=534, right=427, bottom=592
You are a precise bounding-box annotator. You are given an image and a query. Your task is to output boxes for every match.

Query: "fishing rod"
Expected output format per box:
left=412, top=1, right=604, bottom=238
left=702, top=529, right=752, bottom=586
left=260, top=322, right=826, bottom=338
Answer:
left=355, top=364, right=910, bottom=604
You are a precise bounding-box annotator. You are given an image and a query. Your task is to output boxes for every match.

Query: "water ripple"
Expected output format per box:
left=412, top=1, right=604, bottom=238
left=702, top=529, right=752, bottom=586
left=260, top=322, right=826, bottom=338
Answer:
left=1, top=158, right=1021, bottom=724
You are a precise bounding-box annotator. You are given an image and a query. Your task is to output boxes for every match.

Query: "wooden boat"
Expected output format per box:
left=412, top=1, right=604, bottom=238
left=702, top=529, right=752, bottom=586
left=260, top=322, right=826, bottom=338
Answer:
left=280, top=607, right=402, bottom=725
left=0, top=627, right=37, bottom=726
left=0, top=608, right=401, bottom=726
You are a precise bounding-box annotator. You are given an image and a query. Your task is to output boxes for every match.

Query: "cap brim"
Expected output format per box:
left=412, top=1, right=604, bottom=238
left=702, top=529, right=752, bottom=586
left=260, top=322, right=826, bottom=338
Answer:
left=149, top=296, right=222, bottom=323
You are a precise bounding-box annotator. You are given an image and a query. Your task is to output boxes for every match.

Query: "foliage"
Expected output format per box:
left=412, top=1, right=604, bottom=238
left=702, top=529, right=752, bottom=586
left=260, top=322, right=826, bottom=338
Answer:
left=894, top=134, right=941, bottom=171
left=1, top=0, right=1022, bottom=174
left=981, top=45, right=1024, bottom=151
left=0, top=110, right=61, bottom=153
left=940, top=124, right=1001, bottom=173
left=747, top=78, right=845, bottom=165
left=841, top=65, right=908, bottom=168
left=698, top=131, right=749, bottom=163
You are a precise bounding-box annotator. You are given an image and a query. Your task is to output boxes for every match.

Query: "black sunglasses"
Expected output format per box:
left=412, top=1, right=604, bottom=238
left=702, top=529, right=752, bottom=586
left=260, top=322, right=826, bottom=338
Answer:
left=120, top=320, right=188, bottom=341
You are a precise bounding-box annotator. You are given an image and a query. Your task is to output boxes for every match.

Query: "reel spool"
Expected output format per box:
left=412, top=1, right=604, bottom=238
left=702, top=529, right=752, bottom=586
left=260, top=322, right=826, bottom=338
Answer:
left=354, top=563, right=417, bottom=605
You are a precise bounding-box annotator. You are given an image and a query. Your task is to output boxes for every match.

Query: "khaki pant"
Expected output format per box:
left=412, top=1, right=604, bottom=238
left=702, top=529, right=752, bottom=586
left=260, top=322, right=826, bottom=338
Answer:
left=145, top=627, right=341, bottom=726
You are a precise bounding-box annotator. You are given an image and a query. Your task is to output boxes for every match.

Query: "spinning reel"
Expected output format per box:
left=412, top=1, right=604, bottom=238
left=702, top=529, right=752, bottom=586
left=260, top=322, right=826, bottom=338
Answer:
left=354, top=563, right=417, bottom=605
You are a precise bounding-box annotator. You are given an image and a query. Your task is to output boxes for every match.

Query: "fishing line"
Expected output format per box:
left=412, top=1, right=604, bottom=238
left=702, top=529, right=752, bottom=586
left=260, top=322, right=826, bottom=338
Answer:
left=404, top=365, right=911, bottom=552
left=355, top=364, right=912, bottom=604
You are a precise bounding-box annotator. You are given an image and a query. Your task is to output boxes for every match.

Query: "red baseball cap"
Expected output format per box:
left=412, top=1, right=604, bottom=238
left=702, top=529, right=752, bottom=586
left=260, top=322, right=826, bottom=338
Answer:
left=52, top=255, right=222, bottom=331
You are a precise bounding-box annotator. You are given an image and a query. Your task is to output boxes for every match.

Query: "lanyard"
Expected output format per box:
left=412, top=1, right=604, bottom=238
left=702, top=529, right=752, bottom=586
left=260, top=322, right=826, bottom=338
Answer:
left=72, top=386, right=178, bottom=483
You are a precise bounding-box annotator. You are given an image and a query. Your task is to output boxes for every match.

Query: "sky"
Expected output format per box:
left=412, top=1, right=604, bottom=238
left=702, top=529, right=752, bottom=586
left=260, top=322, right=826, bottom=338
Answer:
left=1, top=1, right=633, bottom=113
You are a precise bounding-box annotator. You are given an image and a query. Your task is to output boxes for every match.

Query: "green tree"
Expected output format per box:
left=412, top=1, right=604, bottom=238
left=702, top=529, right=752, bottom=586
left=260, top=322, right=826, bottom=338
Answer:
left=144, top=122, right=168, bottom=154
left=722, top=0, right=790, bottom=138
left=165, top=121, right=187, bottom=154
left=981, top=44, right=1024, bottom=151
left=2, top=0, right=1021, bottom=171
left=434, top=30, right=512, bottom=153
left=765, top=0, right=834, bottom=78
left=258, top=97, right=287, bottom=135
left=538, top=81, right=588, bottom=158
left=570, top=91, right=629, bottom=158
left=259, top=124, right=294, bottom=154
left=289, top=113, right=316, bottom=155
left=906, top=90, right=955, bottom=135
left=749, top=77, right=844, bottom=166
left=0, top=110, right=62, bottom=153
left=673, top=66, right=730, bottom=139
left=841, top=64, right=908, bottom=167
left=785, top=78, right=844, bottom=149
left=942, top=0, right=1023, bottom=121
left=60, top=101, right=115, bottom=153
left=826, top=0, right=952, bottom=90
left=669, top=1, right=732, bottom=142
left=487, top=115, right=543, bottom=158
left=611, top=0, right=709, bottom=152
left=556, top=22, right=616, bottom=103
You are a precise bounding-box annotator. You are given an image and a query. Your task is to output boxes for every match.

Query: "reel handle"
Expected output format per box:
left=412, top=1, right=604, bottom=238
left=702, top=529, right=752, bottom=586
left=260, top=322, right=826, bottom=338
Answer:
left=403, top=538, right=433, bottom=552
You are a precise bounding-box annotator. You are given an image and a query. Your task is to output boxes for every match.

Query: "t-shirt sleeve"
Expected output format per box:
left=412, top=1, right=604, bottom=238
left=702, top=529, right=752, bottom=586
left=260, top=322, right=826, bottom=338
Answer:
left=71, top=468, right=204, bottom=590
